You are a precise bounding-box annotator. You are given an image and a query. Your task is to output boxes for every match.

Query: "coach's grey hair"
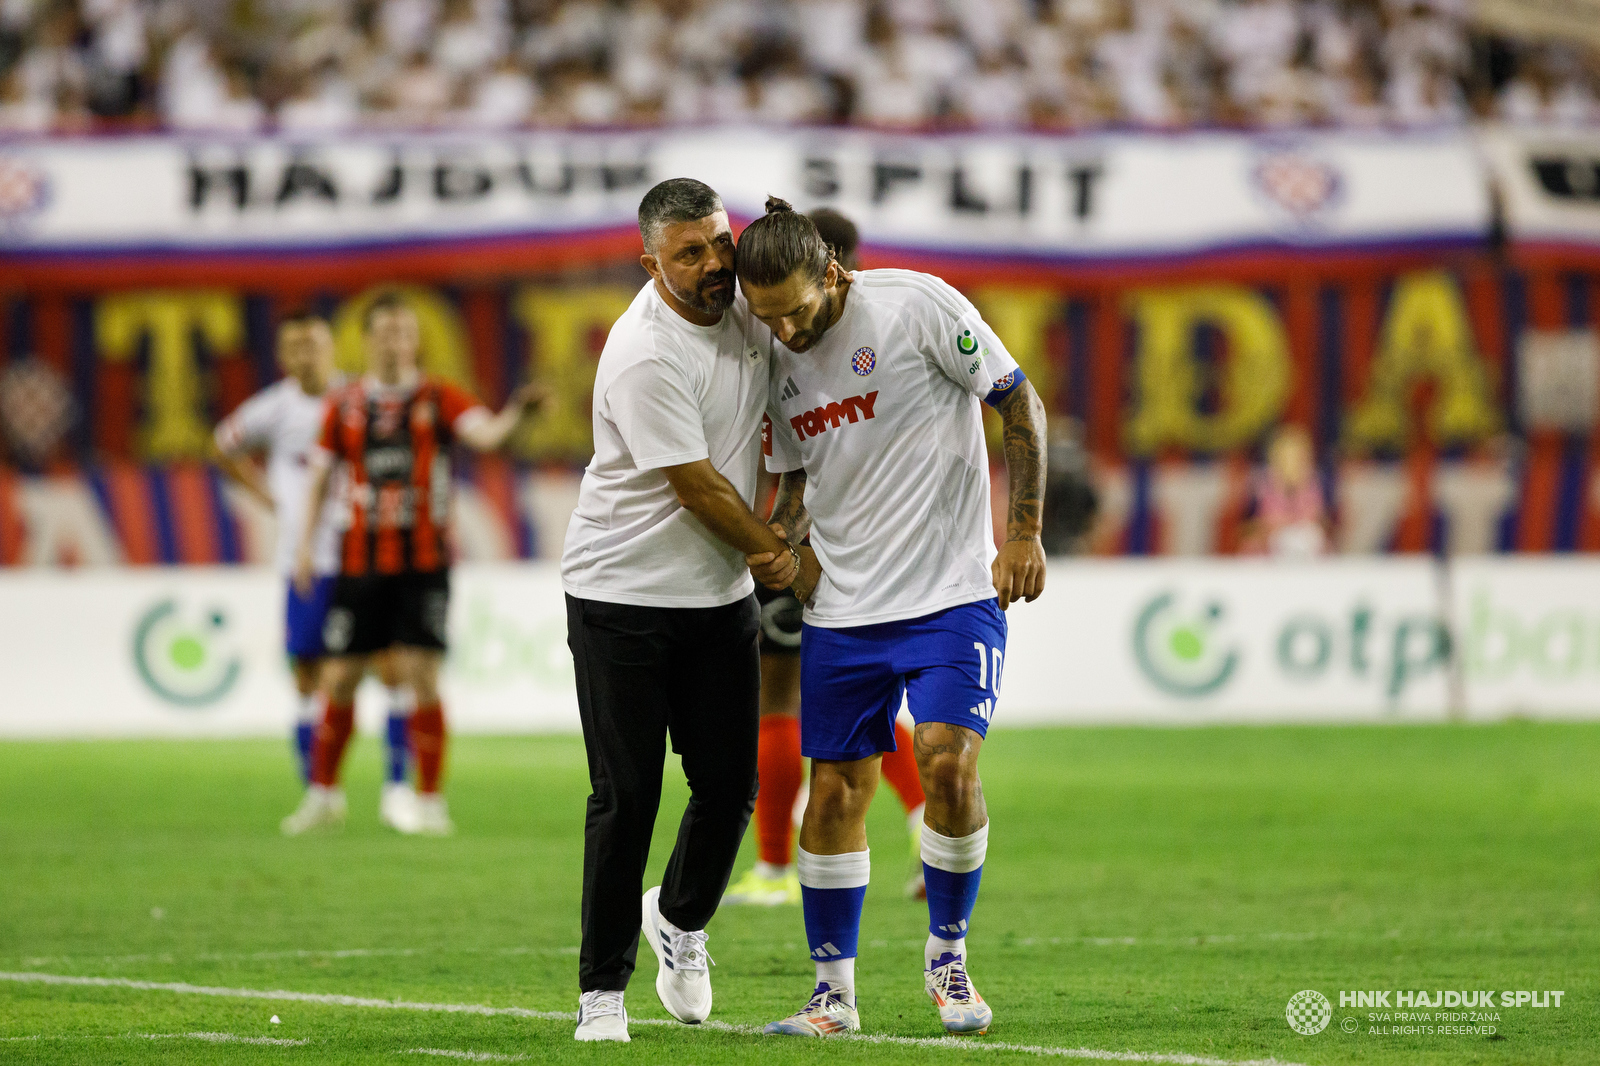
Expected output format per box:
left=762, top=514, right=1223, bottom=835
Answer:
left=638, top=178, right=724, bottom=254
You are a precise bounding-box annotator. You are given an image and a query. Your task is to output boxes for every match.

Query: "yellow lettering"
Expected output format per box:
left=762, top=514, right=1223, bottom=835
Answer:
left=1125, top=285, right=1289, bottom=453
left=1345, top=271, right=1499, bottom=451
left=510, top=286, right=635, bottom=459
left=96, top=290, right=244, bottom=460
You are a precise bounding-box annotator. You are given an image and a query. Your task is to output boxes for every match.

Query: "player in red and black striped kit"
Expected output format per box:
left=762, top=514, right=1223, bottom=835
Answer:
left=281, top=292, right=543, bottom=836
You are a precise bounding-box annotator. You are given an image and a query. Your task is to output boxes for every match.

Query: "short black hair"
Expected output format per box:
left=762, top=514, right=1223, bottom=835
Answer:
left=277, top=307, right=328, bottom=331
left=807, top=208, right=859, bottom=270
left=362, top=290, right=411, bottom=332
left=638, top=178, right=724, bottom=253
left=735, top=196, right=830, bottom=288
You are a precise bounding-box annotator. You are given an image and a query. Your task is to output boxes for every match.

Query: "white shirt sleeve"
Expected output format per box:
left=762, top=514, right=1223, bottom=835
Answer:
left=452, top=406, right=492, bottom=436
left=919, top=281, right=1022, bottom=399
left=608, top=355, right=709, bottom=471
left=213, top=389, right=276, bottom=454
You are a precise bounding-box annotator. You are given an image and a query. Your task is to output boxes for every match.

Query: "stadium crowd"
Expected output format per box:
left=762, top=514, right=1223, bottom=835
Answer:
left=0, top=0, right=1595, bottom=135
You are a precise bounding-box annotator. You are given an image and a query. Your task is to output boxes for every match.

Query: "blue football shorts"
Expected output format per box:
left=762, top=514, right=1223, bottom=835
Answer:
left=285, top=575, right=337, bottom=660
left=798, top=598, right=1007, bottom=762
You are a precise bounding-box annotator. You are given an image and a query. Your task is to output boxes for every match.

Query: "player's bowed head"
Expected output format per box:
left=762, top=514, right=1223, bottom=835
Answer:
left=735, top=196, right=850, bottom=355
left=637, top=177, right=738, bottom=327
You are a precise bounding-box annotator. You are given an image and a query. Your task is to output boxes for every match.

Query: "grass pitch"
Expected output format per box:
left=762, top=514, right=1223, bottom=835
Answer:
left=1, top=722, right=1596, bottom=1065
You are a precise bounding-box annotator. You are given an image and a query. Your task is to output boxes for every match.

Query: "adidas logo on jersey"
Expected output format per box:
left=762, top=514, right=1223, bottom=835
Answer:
left=779, top=376, right=800, bottom=401
left=789, top=391, right=878, bottom=442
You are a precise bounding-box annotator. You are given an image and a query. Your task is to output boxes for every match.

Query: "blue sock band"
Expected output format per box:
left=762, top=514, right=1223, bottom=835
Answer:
left=923, top=863, right=983, bottom=938
left=293, top=721, right=314, bottom=784
left=797, top=848, right=871, bottom=962
left=801, top=884, right=867, bottom=961
left=385, top=713, right=409, bottom=784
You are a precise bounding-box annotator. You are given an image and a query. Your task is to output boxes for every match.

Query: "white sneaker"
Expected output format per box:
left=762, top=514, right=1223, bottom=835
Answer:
left=397, top=793, right=453, bottom=836
left=379, top=783, right=416, bottom=831
left=280, top=786, right=346, bottom=836
left=574, top=990, right=629, bottom=1042
left=926, top=952, right=992, bottom=1034
left=762, top=983, right=860, bottom=1036
left=641, top=885, right=713, bottom=1023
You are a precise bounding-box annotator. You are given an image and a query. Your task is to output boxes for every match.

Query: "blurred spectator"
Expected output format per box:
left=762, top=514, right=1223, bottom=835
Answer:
left=1041, top=416, right=1100, bottom=556
left=1242, top=424, right=1329, bottom=558
left=0, top=0, right=1587, bottom=135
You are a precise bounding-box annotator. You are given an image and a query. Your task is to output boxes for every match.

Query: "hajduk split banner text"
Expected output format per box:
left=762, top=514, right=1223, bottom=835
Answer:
left=0, top=127, right=1489, bottom=278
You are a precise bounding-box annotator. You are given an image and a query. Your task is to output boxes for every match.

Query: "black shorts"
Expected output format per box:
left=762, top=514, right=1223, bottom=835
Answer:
left=322, top=570, right=450, bottom=656
left=755, top=584, right=803, bottom=656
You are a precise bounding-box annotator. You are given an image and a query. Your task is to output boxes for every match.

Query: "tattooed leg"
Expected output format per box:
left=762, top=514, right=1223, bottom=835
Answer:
left=913, top=721, right=987, bottom=837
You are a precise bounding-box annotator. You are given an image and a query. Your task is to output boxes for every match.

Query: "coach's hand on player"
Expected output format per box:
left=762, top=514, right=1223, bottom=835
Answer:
left=746, top=526, right=800, bottom=590
left=992, top=536, right=1045, bottom=610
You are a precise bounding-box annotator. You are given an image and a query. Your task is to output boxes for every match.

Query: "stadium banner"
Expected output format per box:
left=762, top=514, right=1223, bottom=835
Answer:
left=1450, top=556, right=1600, bottom=718
left=1477, top=124, right=1600, bottom=253
left=17, top=556, right=1600, bottom=738
left=1004, top=556, right=1454, bottom=724
left=0, top=127, right=1487, bottom=273
left=0, top=563, right=577, bottom=739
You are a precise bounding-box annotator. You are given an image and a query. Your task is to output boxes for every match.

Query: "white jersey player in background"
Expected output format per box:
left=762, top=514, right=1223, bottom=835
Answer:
left=213, top=311, right=417, bottom=827
left=736, top=199, right=1048, bottom=1038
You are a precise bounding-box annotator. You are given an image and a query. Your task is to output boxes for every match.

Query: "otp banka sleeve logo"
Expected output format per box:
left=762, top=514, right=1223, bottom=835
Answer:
left=132, top=599, right=244, bottom=707
left=1132, top=591, right=1240, bottom=697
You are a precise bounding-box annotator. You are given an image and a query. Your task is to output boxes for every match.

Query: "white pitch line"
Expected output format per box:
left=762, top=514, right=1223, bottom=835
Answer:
left=144, top=1032, right=310, bottom=1047
left=402, top=1050, right=529, bottom=1062
left=0, top=971, right=1309, bottom=1066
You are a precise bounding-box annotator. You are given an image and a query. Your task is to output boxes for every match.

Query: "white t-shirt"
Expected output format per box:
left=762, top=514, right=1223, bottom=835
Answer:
left=562, top=282, right=773, bottom=608
left=765, top=269, right=1020, bottom=628
left=214, top=377, right=342, bottom=576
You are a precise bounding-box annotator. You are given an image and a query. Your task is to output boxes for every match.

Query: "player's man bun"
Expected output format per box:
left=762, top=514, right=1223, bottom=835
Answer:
left=737, top=195, right=830, bottom=288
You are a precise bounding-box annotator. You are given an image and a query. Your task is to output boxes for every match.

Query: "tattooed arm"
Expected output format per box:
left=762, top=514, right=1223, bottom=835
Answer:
left=767, top=469, right=811, bottom=544
left=991, top=379, right=1048, bottom=610
left=748, top=469, right=822, bottom=600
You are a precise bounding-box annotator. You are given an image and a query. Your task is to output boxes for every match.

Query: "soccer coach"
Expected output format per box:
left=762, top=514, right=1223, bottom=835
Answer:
left=561, top=178, right=811, bottom=1043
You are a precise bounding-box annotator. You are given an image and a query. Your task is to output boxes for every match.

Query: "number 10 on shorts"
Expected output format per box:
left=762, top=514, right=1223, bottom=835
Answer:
left=971, top=642, right=1003, bottom=723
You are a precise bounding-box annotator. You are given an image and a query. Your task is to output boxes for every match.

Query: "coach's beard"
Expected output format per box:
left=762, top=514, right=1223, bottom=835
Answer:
left=669, top=269, right=735, bottom=316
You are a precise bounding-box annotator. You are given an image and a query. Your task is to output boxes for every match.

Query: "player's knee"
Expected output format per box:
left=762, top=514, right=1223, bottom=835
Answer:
left=920, top=754, right=977, bottom=809
left=809, top=770, right=872, bottom=822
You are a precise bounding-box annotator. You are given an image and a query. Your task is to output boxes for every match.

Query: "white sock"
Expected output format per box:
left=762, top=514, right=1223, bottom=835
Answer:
left=815, top=957, right=855, bottom=1004
left=926, top=933, right=966, bottom=969
left=297, top=691, right=320, bottom=724
left=754, top=861, right=792, bottom=880
left=384, top=684, right=415, bottom=717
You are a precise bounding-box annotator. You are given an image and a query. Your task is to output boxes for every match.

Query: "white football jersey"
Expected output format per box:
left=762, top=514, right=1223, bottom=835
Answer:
left=765, top=269, right=1022, bottom=628
left=214, top=377, right=342, bottom=576
left=562, top=282, right=774, bottom=608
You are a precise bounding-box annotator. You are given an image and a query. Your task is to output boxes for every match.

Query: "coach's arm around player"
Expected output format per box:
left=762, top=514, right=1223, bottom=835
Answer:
left=665, top=458, right=809, bottom=595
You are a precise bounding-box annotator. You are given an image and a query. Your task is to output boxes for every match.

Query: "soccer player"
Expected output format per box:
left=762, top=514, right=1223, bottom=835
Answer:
left=280, top=292, right=543, bottom=837
left=561, top=178, right=808, bottom=1043
left=725, top=208, right=928, bottom=907
left=214, top=312, right=416, bottom=816
left=737, top=198, right=1048, bottom=1037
